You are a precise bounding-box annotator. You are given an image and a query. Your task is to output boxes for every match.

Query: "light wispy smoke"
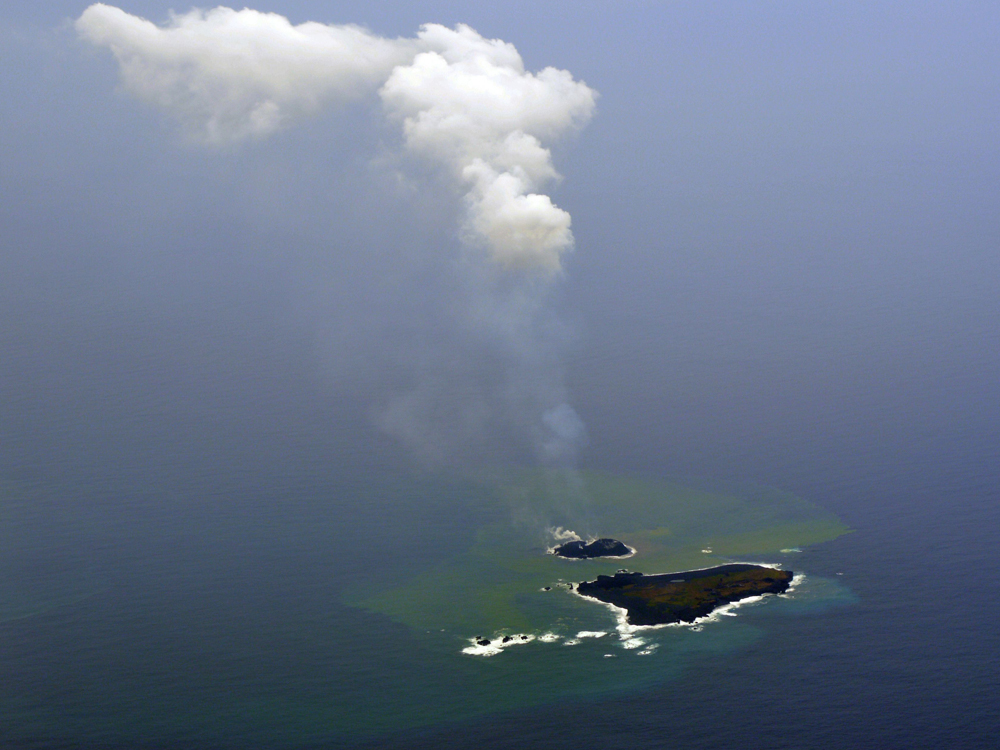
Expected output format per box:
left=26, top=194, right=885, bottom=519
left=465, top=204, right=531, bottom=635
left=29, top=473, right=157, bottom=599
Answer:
left=541, top=403, right=588, bottom=463
left=77, top=4, right=595, bottom=468
left=547, top=526, right=581, bottom=543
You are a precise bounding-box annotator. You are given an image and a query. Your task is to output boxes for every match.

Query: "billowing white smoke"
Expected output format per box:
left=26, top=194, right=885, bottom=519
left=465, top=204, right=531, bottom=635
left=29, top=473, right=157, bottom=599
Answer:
left=77, top=4, right=595, bottom=467
left=76, top=4, right=596, bottom=275
left=75, top=4, right=419, bottom=144
left=378, top=24, right=594, bottom=272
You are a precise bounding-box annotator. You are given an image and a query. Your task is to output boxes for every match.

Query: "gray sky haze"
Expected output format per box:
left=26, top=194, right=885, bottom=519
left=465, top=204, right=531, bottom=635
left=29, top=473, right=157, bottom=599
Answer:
left=3, top=8, right=1000, bottom=750
left=2, top=1, right=997, bottom=484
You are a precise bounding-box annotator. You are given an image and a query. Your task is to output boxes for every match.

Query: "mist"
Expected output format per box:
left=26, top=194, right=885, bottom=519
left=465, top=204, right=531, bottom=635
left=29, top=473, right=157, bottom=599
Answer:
left=2, top=2, right=999, bottom=747
left=66, top=3, right=600, bottom=479
left=0, top=0, right=995, bottom=491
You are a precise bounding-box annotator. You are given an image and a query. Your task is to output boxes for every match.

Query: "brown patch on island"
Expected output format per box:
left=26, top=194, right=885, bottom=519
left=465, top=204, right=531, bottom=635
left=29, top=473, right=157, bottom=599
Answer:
left=576, top=563, right=793, bottom=626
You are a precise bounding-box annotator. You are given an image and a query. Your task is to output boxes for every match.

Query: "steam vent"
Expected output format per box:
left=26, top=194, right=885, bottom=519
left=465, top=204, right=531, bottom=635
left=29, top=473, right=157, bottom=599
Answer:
left=552, top=538, right=634, bottom=559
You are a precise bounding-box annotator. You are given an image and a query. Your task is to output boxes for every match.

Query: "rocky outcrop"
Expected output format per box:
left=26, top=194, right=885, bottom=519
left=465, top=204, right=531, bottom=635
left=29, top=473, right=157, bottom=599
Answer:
left=576, top=564, right=793, bottom=625
left=552, top=538, right=633, bottom=559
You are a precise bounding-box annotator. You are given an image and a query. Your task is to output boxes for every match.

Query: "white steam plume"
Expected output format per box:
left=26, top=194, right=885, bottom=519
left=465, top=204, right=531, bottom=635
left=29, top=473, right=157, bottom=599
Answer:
left=77, top=4, right=595, bottom=470
left=76, top=4, right=596, bottom=275
left=75, top=4, right=418, bottom=144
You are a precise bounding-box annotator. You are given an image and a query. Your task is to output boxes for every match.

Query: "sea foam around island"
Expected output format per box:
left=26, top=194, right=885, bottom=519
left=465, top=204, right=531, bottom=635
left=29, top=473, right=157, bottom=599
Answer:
left=571, top=564, right=807, bottom=641
left=461, top=563, right=804, bottom=657
left=543, top=527, right=636, bottom=559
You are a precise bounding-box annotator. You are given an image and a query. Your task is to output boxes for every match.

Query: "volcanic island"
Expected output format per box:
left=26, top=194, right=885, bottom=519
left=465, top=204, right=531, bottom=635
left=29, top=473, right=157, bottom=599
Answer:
left=574, top=562, right=794, bottom=626
left=550, top=537, right=634, bottom=559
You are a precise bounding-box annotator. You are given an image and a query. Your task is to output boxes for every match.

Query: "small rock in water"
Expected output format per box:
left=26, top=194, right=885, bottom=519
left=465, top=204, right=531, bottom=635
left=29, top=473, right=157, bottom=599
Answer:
left=552, top=538, right=632, bottom=559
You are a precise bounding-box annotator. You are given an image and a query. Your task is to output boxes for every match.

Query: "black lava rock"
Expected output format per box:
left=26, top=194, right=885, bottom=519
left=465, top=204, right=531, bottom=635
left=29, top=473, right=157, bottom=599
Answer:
left=576, top=564, right=794, bottom=626
left=552, top=538, right=633, bottom=559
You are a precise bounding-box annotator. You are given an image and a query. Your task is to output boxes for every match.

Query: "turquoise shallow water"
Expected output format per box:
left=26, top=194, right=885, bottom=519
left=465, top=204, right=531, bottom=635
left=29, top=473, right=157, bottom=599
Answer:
left=1, top=280, right=998, bottom=749
left=2, top=419, right=998, bottom=749
left=0, top=465, right=862, bottom=748
left=2, top=7, right=999, bottom=745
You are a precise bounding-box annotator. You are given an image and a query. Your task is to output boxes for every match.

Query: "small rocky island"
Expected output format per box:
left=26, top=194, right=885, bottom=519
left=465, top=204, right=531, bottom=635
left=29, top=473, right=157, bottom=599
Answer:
left=576, top=563, right=793, bottom=625
left=552, top=537, right=634, bottom=559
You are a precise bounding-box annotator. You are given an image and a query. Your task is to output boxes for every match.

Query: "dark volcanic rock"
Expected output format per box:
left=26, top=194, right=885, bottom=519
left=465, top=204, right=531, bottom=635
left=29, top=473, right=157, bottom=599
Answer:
left=576, top=564, right=794, bottom=626
left=552, top=538, right=633, bottom=559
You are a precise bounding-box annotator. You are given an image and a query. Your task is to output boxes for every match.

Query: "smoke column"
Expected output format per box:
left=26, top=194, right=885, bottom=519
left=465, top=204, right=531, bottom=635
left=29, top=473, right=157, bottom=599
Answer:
left=77, top=4, right=596, bottom=472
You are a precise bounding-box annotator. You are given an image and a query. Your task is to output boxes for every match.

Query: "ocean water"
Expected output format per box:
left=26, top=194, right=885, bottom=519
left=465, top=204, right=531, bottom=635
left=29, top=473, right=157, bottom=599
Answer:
left=1, top=291, right=998, bottom=749
left=1, top=4, right=998, bottom=745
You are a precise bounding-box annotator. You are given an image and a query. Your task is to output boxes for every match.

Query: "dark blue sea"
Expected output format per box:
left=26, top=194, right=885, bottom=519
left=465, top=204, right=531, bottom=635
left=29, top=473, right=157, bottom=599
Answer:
left=1, top=277, right=997, bottom=750
left=1, top=1, right=998, bottom=745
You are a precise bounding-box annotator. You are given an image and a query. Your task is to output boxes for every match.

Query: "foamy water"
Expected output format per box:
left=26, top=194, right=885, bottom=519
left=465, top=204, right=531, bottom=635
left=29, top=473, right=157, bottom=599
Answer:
left=461, top=565, right=803, bottom=657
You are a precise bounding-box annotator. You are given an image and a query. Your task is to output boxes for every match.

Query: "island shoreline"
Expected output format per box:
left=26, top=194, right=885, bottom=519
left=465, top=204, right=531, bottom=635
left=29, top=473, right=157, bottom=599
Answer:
left=571, top=563, right=797, bottom=630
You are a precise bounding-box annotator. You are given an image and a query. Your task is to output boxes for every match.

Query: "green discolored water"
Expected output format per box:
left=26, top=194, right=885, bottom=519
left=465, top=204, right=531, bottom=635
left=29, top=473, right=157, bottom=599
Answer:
left=0, top=469, right=854, bottom=746
left=348, top=469, right=849, bottom=633
left=341, top=468, right=852, bottom=725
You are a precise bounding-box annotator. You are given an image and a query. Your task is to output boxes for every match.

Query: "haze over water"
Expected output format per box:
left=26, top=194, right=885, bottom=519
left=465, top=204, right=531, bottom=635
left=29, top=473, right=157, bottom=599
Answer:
left=2, top=2, right=998, bottom=748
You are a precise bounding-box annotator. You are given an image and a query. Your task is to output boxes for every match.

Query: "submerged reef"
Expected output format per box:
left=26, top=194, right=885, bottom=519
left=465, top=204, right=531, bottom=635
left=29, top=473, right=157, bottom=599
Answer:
left=552, top=538, right=633, bottom=559
left=576, top=564, right=793, bottom=626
